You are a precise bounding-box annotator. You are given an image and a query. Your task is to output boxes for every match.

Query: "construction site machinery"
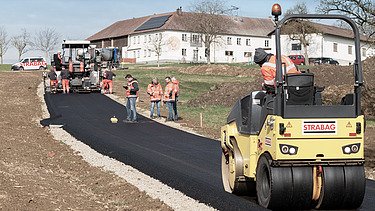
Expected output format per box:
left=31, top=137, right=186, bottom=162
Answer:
left=45, top=40, right=118, bottom=93
left=221, top=4, right=365, bottom=210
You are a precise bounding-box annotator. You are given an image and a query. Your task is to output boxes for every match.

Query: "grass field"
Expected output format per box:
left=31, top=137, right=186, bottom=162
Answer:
left=113, top=64, right=253, bottom=137
left=0, top=64, right=12, bottom=71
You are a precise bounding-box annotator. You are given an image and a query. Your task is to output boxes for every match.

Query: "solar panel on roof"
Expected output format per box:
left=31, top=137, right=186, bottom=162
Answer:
left=135, top=15, right=171, bottom=31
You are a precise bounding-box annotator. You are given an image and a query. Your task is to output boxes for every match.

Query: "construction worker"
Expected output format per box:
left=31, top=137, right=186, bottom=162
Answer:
left=102, top=69, right=116, bottom=94
left=171, top=76, right=179, bottom=120
left=48, top=68, right=58, bottom=93
left=60, top=66, right=70, bottom=94
left=124, top=74, right=139, bottom=122
left=163, top=76, right=176, bottom=121
left=254, top=48, right=300, bottom=93
left=54, top=51, right=63, bottom=71
left=147, top=78, right=163, bottom=119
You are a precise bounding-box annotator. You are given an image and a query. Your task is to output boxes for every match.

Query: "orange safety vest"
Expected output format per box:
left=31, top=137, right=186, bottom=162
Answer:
left=80, top=61, right=84, bottom=72
left=126, top=80, right=139, bottom=98
left=261, top=55, right=299, bottom=86
left=173, top=80, right=179, bottom=97
left=147, top=83, right=163, bottom=101
left=69, top=61, right=73, bottom=73
left=163, top=82, right=175, bottom=102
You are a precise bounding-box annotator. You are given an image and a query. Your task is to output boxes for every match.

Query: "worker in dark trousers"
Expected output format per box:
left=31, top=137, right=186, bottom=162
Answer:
left=124, top=74, right=139, bottom=122
left=171, top=76, right=179, bottom=121
left=48, top=68, right=58, bottom=93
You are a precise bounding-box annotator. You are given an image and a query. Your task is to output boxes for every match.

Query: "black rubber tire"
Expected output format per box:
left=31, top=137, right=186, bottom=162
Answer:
left=19, top=67, right=24, bottom=71
left=256, top=154, right=293, bottom=209
left=39, top=66, right=45, bottom=70
left=341, top=166, right=366, bottom=209
left=290, top=167, right=313, bottom=209
left=317, top=166, right=346, bottom=209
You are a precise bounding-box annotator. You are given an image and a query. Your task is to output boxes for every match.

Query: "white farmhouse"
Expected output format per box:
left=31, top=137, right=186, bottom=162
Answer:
left=87, top=8, right=374, bottom=65
left=279, top=22, right=375, bottom=65
left=87, top=9, right=274, bottom=64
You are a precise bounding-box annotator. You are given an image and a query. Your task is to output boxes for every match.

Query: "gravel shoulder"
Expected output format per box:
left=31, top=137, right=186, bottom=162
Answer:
left=0, top=71, right=171, bottom=210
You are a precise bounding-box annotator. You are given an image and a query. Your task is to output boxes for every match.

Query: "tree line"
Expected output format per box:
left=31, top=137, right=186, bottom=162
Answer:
left=0, top=27, right=60, bottom=64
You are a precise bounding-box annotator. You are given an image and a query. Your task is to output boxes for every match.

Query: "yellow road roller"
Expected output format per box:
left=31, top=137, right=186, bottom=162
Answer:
left=221, top=4, right=366, bottom=210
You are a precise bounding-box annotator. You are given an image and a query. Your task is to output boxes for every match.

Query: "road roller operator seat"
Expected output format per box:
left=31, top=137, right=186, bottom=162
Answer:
left=285, top=73, right=315, bottom=105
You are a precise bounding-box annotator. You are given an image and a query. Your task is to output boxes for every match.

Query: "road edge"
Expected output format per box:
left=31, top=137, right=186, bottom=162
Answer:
left=37, top=83, right=216, bottom=211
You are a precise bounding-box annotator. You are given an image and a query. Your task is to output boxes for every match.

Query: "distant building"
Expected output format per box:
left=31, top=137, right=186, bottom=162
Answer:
left=279, top=22, right=375, bottom=65
left=87, top=8, right=374, bottom=65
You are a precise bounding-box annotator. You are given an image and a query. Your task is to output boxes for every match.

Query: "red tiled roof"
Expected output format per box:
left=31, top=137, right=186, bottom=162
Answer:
left=87, top=11, right=275, bottom=41
left=87, top=11, right=369, bottom=42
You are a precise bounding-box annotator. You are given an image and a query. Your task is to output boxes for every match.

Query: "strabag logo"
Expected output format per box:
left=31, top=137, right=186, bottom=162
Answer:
left=302, top=120, right=337, bottom=135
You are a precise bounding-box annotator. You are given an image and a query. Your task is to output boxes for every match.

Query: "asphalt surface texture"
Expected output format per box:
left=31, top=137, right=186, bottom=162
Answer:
left=42, top=93, right=375, bottom=211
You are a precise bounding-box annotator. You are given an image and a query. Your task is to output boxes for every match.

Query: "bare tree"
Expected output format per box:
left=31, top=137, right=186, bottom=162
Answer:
left=32, top=27, right=60, bottom=61
left=318, top=0, right=375, bottom=43
left=185, top=0, right=231, bottom=64
left=149, top=33, right=170, bottom=67
left=0, top=26, right=10, bottom=64
left=283, top=2, right=318, bottom=65
left=12, top=28, right=30, bottom=60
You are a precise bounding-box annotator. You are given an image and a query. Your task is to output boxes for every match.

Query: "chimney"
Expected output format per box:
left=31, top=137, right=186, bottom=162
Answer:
left=176, top=7, right=183, bottom=15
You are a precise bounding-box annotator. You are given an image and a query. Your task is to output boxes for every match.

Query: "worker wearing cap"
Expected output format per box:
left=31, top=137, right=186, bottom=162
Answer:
left=124, top=74, right=139, bottom=122
left=102, top=69, right=116, bottom=94
left=147, top=78, right=163, bottom=119
left=163, top=77, right=176, bottom=121
left=171, top=76, right=179, bottom=120
left=48, top=68, right=58, bottom=93
left=254, top=48, right=299, bottom=93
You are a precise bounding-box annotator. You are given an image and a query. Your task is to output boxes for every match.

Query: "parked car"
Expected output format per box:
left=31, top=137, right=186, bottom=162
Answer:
left=11, top=57, right=47, bottom=71
left=309, top=57, right=339, bottom=65
left=288, top=55, right=305, bottom=65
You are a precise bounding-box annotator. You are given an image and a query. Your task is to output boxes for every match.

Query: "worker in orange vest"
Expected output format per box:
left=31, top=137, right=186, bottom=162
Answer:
left=171, top=76, right=179, bottom=120
left=163, top=76, right=176, bottom=121
left=124, top=74, right=139, bottom=122
left=147, top=78, right=163, bottom=119
left=254, top=48, right=300, bottom=93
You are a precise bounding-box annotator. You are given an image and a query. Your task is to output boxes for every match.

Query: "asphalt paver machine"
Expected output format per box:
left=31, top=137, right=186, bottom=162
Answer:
left=221, top=4, right=366, bottom=210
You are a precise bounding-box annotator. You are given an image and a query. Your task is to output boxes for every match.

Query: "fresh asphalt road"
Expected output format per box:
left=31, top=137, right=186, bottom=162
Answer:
left=43, top=93, right=375, bottom=211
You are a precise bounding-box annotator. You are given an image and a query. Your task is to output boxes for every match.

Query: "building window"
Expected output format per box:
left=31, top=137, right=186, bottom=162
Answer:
left=182, top=48, right=187, bottom=56
left=149, top=35, right=152, bottom=43
left=362, top=48, right=367, bottom=57
left=237, top=38, right=241, bottom=45
left=137, top=50, right=140, bottom=58
left=144, top=49, right=147, bottom=57
left=225, top=51, right=234, bottom=56
left=227, top=37, right=232, bottom=45
left=348, top=45, right=353, bottom=55
left=192, top=34, right=200, bottom=43
left=155, top=34, right=159, bottom=41
left=133, top=51, right=136, bottom=58
left=144, top=35, right=147, bottom=43
left=182, top=34, right=187, bottom=42
left=148, top=49, right=151, bottom=57
left=265, top=40, right=269, bottom=47
left=246, top=38, right=251, bottom=46
left=292, top=43, right=301, bottom=50
left=244, top=52, right=252, bottom=57
left=333, top=43, right=338, bottom=52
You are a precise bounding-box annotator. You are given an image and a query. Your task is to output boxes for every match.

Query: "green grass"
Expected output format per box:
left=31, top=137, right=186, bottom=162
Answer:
left=178, top=105, right=231, bottom=129
left=367, top=120, right=375, bottom=128
left=113, top=65, right=253, bottom=137
left=0, top=64, right=12, bottom=71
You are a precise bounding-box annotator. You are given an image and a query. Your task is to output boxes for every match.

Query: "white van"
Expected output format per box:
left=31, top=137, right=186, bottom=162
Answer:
left=11, top=57, right=47, bottom=71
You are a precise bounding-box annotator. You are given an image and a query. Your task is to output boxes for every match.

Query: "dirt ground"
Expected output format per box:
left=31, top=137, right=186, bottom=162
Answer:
left=0, top=71, right=171, bottom=210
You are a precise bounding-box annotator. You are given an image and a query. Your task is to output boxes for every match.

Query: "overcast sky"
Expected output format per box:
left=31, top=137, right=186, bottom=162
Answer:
left=1, top=0, right=319, bottom=63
